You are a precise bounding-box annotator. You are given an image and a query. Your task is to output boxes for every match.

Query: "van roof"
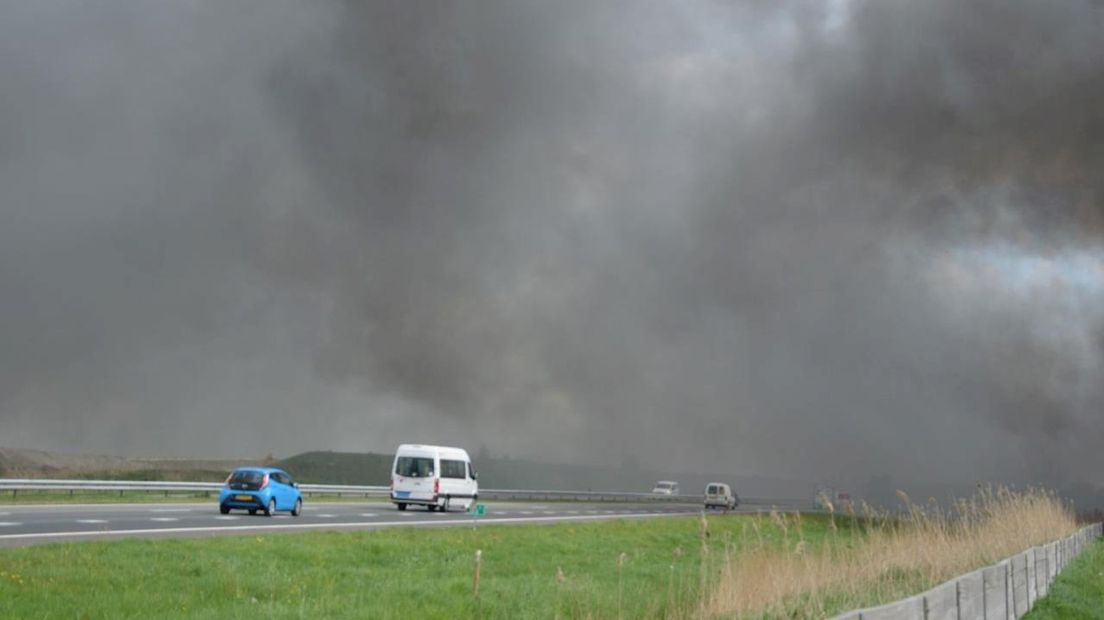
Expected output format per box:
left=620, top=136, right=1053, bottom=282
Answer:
left=395, top=444, right=471, bottom=456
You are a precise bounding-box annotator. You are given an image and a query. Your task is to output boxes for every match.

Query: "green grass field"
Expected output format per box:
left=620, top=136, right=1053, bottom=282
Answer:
left=1025, top=539, right=1104, bottom=619
left=0, top=513, right=846, bottom=619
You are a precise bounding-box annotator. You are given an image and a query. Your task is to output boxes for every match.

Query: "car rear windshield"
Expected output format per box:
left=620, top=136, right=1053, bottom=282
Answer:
left=228, top=470, right=265, bottom=490
left=395, top=456, right=434, bottom=477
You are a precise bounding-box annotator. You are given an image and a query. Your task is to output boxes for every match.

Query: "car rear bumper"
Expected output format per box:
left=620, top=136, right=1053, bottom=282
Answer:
left=391, top=493, right=438, bottom=505
left=220, top=491, right=268, bottom=507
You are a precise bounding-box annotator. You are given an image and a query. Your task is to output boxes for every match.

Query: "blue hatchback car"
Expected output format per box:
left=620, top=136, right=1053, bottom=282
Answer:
left=219, top=467, right=303, bottom=517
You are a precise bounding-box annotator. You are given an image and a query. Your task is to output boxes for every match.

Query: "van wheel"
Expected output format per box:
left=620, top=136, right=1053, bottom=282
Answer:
left=397, top=503, right=407, bottom=511
left=442, top=497, right=451, bottom=512
left=426, top=504, right=436, bottom=512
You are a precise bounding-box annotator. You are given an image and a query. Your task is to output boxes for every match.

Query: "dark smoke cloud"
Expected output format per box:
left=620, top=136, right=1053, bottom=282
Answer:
left=1, top=0, right=1103, bottom=491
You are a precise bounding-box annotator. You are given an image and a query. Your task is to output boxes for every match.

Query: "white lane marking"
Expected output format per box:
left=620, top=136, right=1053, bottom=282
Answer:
left=399, top=512, right=415, bottom=517
left=496, top=511, right=510, bottom=515
left=0, top=512, right=682, bottom=541
left=150, top=517, right=179, bottom=522
left=317, top=514, right=337, bottom=518
left=150, top=508, right=192, bottom=513
left=215, top=516, right=240, bottom=520
left=359, top=513, right=378, bottom=518
left=519, top=511, right=533, bottom=515
left=0, top=512, right=9, bottom=516
left=542, top=511, right=556, bottom=515
left=0, top=522, right=21, bottom=527
left=567, top=510, right=579, bottom=514
left=76, top=519, right=107, bottom=524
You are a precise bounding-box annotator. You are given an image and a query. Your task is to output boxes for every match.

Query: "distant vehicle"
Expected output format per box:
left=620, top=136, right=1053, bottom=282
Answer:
left=703, top=482, right=739, bottom=510
left=651, top=480, right=680, bottom=495
left=390, top=444, right=478, bottom=512
left=219, top=467, right=302, bottom=517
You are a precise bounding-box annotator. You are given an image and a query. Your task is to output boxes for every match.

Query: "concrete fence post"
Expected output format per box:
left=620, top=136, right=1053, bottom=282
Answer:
left=1026, top=548, right=1037, bottom=610
left=958, top=570, right=984, bottom=620
left=982, top=561, right=1009, bottom=620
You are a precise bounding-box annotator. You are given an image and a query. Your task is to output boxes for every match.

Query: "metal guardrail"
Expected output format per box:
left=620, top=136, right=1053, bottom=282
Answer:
left=0, top=478, right=809, bottom=507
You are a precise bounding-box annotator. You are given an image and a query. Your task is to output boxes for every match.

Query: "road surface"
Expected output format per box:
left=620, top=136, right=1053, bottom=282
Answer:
left=0, top=500, right=765, bottom=547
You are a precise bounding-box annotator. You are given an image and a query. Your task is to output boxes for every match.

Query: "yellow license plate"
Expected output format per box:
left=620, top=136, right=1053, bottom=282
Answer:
left=235, top=495, right=253, bottom=502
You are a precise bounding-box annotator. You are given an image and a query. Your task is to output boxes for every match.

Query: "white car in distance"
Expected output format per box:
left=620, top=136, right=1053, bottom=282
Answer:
left=651, top=480, right=680, bottom=495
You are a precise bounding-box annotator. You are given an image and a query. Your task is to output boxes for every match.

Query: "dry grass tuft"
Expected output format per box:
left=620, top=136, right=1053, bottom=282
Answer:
left=709, top=486, right=1076, bottom=618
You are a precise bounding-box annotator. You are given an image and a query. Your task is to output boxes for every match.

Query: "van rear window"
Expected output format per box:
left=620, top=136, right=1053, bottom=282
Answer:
left=440, top=459, right=466, bottom=479
left=395, top=457, right=434, bottom=477
left=707, top=485, right=719, bottom=495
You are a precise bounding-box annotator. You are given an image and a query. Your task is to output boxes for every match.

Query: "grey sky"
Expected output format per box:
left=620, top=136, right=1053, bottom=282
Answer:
left=1, top=1, right=1102, bottom=490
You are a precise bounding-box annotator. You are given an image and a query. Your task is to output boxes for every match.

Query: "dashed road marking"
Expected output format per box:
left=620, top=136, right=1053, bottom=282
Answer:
left=359, top=513, right=378, bottom=518
left=215, top=516, right=239, bottom=520
left=519, top=511, right=533, bottom=515
left=150, top=517, right=179, bottom=522
left=0, top=522, right=20, bottom=527
left=150, top=508, right=191, bottom=513
left=76, top=519, right=107, bottom=524
left=317, top=514, right=337, bottom=518
left=542, top=511, right=556, bottom=515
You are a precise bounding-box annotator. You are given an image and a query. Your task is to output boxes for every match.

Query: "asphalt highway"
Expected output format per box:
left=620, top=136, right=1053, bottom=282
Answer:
left=0, top=500, right=758, bottom=547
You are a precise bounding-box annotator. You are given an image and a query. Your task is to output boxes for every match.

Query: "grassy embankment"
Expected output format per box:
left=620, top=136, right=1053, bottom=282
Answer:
left=0, top=488, right=1078, bottom=618
left=1025, top=539, right=1104, bottom=619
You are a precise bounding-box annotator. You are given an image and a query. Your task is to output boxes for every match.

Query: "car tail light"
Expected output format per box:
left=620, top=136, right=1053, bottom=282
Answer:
left=433, top=478, right=440, bottom=495
left=260, top=473, right=270, bottom=489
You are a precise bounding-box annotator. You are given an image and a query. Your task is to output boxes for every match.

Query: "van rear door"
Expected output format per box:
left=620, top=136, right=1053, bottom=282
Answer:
left=392, top=453, right=437, bottom=503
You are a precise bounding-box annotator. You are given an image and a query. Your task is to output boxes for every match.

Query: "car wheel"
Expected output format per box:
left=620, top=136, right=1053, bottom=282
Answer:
left=265, top=498, right=276, bottom=517
left=219, top=504, right=230, bottom=515
left=249, top=508, right=258, bottom=516
left=291, top=498, right=302, bottom=517
left=397, top=503, right=407, bottom=511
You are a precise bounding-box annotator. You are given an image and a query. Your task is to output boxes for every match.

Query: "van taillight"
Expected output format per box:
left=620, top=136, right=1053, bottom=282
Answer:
left=260, top=474, right=270, bottom=489
left=434, top=478, right=440, bottom=494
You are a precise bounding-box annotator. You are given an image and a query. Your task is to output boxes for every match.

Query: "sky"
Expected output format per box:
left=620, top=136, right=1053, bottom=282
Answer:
left=1, top=0, right=1103, bottom=493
